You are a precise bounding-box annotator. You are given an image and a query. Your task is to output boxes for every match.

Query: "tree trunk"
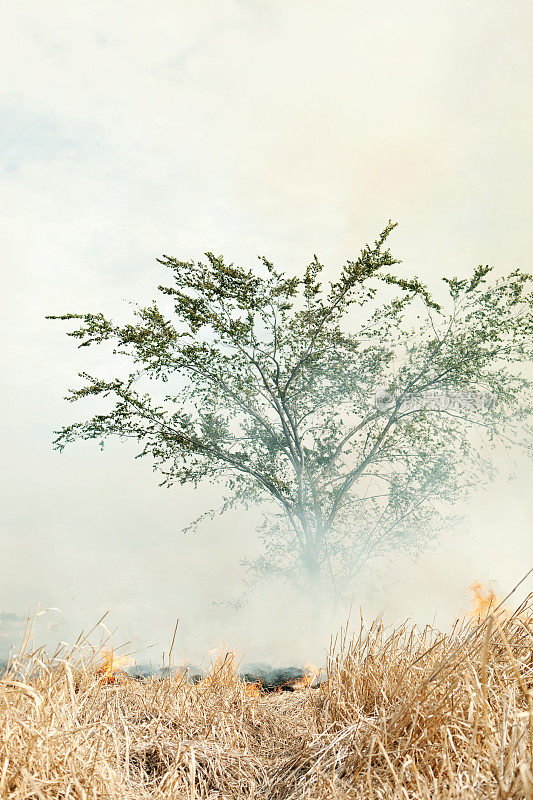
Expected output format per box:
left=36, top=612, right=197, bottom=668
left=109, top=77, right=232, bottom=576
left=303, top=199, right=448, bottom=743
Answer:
left=302, top=527, right=339, bottom=631
left=302, top=546, right=323, bottom=625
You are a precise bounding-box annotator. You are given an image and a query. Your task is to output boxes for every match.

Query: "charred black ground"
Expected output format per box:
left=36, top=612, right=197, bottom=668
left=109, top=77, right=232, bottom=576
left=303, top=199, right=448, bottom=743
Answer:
left=129, top=663, right=316, bottom=692
left=240, top=664, right=309, bottom=692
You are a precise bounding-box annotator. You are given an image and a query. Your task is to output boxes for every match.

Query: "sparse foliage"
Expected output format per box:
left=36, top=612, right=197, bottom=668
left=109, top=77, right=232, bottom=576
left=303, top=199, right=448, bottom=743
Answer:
left=48, top=224, right=533, bottom=603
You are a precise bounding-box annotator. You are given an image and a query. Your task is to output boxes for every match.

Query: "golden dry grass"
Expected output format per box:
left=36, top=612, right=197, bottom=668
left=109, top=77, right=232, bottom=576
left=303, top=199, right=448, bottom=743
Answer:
left=1, top=594, right=532, bottom=799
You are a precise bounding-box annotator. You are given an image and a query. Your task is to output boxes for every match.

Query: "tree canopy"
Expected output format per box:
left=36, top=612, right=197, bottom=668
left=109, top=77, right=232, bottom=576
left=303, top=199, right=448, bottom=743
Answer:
left=48, top=224, right=533, bottom=604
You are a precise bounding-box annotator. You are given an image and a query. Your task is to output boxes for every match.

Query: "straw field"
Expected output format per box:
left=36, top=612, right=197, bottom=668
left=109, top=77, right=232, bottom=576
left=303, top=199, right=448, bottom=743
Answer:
left=1, top=595, right=532, bottom=799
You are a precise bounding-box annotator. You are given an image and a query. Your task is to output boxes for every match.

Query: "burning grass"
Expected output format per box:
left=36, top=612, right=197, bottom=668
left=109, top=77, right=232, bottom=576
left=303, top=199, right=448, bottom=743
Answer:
left=1, top=592, right=532, bottom=799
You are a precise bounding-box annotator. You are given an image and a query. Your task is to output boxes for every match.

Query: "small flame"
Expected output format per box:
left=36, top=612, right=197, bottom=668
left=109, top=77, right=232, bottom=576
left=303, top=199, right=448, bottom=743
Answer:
left=244, top=681, right=262, bottom=700
left=207, top=646, right=240, bottom=673
left=293, top=662, right=320, bottom=691
left=469, top=581, right=500, bottom=620
left=97, top=649, right=134, bottom=684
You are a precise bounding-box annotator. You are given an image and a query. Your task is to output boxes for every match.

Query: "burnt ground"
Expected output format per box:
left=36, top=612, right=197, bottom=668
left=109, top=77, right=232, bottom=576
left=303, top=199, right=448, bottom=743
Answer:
left=129, top=663, right=320, bottom=693
left=240, top=665, right=310, bottom=692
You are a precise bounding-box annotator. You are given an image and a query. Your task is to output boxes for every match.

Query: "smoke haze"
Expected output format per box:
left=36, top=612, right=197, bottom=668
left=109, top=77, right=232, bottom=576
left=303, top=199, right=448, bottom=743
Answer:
left=1, top=0, right=532, bottom=665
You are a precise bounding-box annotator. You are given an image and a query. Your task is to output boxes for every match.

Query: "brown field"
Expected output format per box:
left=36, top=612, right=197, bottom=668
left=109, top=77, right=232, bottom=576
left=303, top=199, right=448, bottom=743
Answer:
left=1, top=593, right=532, bottom=799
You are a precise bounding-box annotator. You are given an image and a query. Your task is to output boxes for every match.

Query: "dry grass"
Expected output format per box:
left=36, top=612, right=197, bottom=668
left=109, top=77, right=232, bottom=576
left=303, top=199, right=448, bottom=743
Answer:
left=1, top=594, right=532, bottom=799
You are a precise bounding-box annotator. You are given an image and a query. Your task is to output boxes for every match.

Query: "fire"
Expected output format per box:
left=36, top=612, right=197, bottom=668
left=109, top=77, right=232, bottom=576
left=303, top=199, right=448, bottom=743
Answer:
left=244, top=681, right=262, bottom=700
left=293, top=662, right=320, bottom=691
left=469, top=581, right=501, bottom=620
left=97, top=649, right=134, bottom=684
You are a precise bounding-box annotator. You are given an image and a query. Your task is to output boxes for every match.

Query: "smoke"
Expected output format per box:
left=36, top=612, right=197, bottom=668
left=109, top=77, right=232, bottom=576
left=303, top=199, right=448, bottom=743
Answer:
left=2, top=462, right=530, bottom=669
left=1, top=1, right=532, bottom=668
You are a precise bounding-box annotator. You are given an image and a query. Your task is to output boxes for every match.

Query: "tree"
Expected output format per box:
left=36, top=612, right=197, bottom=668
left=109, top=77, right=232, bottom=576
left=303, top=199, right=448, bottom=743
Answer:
left=48, top=224, right=533, bottom=607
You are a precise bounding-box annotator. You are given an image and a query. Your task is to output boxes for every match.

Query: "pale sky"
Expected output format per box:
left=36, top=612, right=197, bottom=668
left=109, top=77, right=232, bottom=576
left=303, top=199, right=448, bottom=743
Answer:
left=1, top=1, right=532, bottom=665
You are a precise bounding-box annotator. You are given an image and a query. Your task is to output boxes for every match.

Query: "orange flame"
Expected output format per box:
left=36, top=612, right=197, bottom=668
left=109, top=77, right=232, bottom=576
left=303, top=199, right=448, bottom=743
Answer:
left=244, top=681, right=262, bottom=700
left=469, top=581, right=501, bottom=620
left=293, top=662, right=320, bottom=691
left=97, top=649, right=134, bottom=684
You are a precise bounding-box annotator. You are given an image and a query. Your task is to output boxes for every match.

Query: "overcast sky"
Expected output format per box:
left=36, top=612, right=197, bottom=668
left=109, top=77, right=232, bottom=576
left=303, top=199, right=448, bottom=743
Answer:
left=1, top=0, right=532, bottom=665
